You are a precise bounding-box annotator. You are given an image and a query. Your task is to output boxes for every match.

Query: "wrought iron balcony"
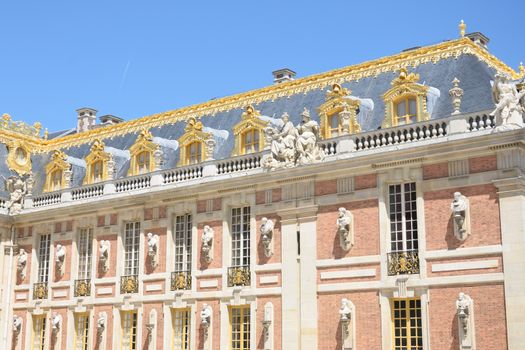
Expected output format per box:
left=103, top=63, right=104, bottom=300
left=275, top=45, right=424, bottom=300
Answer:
left=227, top=265, right=251, bottom=287
left=74, top=279, right=91, bottom=297
left=33, top=282, right=48, bottom=300
left=387, top=250, right=420, bottom=276
left=120, top=275, right=139, bottom=294
left=171, top=271, right=192, bottom=291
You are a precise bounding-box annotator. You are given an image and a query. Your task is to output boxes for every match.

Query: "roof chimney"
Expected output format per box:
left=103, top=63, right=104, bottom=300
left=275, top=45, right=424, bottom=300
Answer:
left=99, top=114, right=124, bottom=125
left=272, top=68, right=296, bottom=84
left=466, top=32, right=490, bottom=50
left=76, top=108, right=97, bottom=132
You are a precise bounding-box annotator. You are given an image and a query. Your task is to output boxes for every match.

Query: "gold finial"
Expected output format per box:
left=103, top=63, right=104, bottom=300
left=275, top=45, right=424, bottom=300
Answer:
left=519, top=62, right=525, bottom=76
left=459, top=20, right=466, bottom=38
left=2, top=113, right=11, bottom=128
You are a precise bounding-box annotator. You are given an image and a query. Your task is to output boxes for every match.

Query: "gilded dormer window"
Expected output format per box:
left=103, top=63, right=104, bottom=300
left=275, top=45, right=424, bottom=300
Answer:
left=128, top=129, right=158, bottom=176
left=318, top=84, right=361, bottom=139
left=44, top=150, right=71, bottom=192
left=382, top=68, right=430, bottom=128
left=232, top=106, right=268, bottom=156
left=178, top=117, right=214, bottom=166
left=83, top=139, right=112, bottom=185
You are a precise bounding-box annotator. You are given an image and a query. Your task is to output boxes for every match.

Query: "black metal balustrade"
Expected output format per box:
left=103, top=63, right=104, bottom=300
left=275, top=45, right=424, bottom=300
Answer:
left=387, top=250, right=420, bottom=276
left=33, top=282, right=48, bottom=300
left=170, top=271, right=192, bottom=291
left=74, top=279, right=91, bottom=297
left=227, top=266, right=251, bottom=287
left=120, top=275, right=139, bottom=294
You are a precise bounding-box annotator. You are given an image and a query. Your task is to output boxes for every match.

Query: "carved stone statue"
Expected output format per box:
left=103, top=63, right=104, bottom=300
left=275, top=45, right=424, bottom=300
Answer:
left=263, top=108, right=326, bottom=171
left=451, top=192, right=469, bottom=241
left=260, top=217, right=274, bottom=258
left=17, top=248, right=27, bottom=278
left=491, top=73, right=525, bottom=132
left=153, top=148, right=163, bottom=170
left=205, top=138, right=216, bottom=161
left=26, top=171, right=34, bottom=196
left=55, top=244, right=66, bottom=275
left=202, top=225, right=214, bottom=263
left=296, top=108, right=325, bottom=165
left=97, top=312, right=106, bottom=342
left=13, top=315, right=22, bottom=334
left=339, top=298, right=352, bottom=322
left=51, top=312, right=61, bottom=332
left=5, top=176, right=27, bottom=215
left=456, top=292, right=473, bottom=335
left=201, top=304, right=212, bottom=327
left=99, top=240, right=110, bottom=272
left=147, top=232, right=159, bottom=256
left=337, top=207, right=354, bottom=251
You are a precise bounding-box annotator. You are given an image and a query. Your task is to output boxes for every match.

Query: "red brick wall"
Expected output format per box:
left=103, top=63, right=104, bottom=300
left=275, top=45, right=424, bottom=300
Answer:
left=318, top=291, right=381, bottom=349
left=423, top=162, right=449, bottom=180
left=424, top=184, right=501, bottom=250
left=50, top=308, right=68, bottom=349
left=317, top=199, right=379, bottom=259
left=315, top=179, right=337, bottom=196
left=429, top=284, right=507, bottom=350
left=256, top=214, right=281, bottom=264
left=469, top=155, right=497, bottom=174
left=93, top=305, right=114, bottom=349
left=142, top=303, right=165, bottom=350
left=143, top=227, right=167, bottom=274
left=256, top=189, right=282, bottom=205
left=198, top=221, right=222, bottom=270
left=355, top=174, right=377, bottom=190
left=196, top=300, right=220, bottom=350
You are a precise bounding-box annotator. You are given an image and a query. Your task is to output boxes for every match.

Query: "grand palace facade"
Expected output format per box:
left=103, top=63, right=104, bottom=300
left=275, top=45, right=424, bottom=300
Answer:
left=0, top=23, right=524, bottom=349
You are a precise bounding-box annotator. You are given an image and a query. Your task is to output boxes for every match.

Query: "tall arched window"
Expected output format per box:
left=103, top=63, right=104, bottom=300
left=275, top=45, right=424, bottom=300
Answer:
left=186, top=141, right=202, bottom=164
left=242, top=128, right=260, bottom=154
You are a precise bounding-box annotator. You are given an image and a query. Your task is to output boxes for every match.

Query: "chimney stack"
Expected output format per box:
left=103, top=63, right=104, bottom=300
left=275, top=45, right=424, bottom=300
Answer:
left=99, top=114, right=124, bottom=126
left=272, top=68, right=296, bottom=84
left=465, top=32, right=490, bottom=50
left=76, top=108, right=97, bottom=132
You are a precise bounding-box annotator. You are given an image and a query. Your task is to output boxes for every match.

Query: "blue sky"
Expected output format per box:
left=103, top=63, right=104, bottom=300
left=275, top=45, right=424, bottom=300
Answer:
left=0, top=1, right=523, bottom=133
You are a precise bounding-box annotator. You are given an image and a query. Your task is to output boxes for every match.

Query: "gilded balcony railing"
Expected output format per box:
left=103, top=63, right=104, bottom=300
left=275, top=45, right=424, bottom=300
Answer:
left=227, top=266, right=251, bottom=287
left=170, top=271, right=192, bottom=291
left=387, top=250, right=420, bottom=276
left=120, top=275, right=139, bottom=294
left=74, top=279, right=91, bottom=297
left=33, top=282, right=48, bottom=300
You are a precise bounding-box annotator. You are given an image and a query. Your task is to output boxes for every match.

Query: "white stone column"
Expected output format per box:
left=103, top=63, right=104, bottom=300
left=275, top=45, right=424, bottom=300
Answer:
left=493, top=176, right=525, bottom=348
left=278, top=210, right=301, bottom=350
left=298, top=208, right=318, bottom=350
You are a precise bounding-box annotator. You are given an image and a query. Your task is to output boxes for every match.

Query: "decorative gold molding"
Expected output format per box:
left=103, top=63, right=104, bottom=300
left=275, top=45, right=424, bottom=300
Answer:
left=127, top=129, right=158, bottom=176
left=177, top=117, right=212, bottom=166
left=231, top=105, right=268, bottom=156
left=1, top=114, right=42, bottom=138
left=318, top=84, right=361, bottom=138
left=83, top=139, right=112, bottom=185
left=6, top=139, right=32, bottom=176
left=44, top=150, right=71, bottom=192
left=0, top=38, right=519, bottom=152
left=381, top=68, right=430, bottom=128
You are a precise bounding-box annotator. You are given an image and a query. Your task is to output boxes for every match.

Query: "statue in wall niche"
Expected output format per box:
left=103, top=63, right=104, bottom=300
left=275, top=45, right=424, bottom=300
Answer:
left=337, top=207, right=354, bottom=251
left=200, top=304, right=212, bottom=327
left=5, top=176, right=27, bottom=215
left=97, top=313, right=106, bottom=331
left=51, top=313, right=61, bottom=332
left=202, top=225, right=214, bottom=263
left=456, top=293, right=472, bottom=334
left=99, top=240, right=110, bottom=272
left=450, top=192, right=469, bottom=241
left=260, top=217, right=274, bottom=258
left=17, top=248, right=27, bottom=276
left=263, top=108, right=326, bottom=171
left=13, top=315, right=22, bottom=334
left=55, top=244, right=66, bottom=273
left=147, top=232, right=159, bottom=257
left=491, top=73, right=525, bottom=131
left=339, top=298, right=352, bottom=322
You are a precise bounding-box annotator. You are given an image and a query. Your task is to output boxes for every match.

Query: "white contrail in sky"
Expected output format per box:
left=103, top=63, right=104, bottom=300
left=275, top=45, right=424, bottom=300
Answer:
left=118, top=60, right=131, bottom=93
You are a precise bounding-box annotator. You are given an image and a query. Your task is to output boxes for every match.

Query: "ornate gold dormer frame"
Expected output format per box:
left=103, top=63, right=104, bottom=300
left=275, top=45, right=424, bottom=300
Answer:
left=44, top=150, right=71, bottom=192
left=6, top=139, right=32, bottom=176
left=83, top=139, right=112, bottom=185
left=381, top=68, right=430, bottom=128
left=127, top=129, right=159, bottom=176
left=177, top=117, right=213, bottom=166
left=318, top=84, right=361, bottom=139
left=231, top=105, right=268, bottom=156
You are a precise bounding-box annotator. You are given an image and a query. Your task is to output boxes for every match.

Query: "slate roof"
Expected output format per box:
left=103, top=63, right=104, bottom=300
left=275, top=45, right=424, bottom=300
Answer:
left=1, top=37, right=520, bottom=196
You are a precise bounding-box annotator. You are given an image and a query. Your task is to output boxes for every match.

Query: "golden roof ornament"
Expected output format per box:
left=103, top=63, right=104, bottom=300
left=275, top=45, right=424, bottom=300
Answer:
left=138, top=128, right=153, bottom=141
left=459, top=20, right=466, bottom=38
left=51, top=149, right=68, bottom=162
left=326, top=83, right=351, bottom=100
left=392, top=68, right=420, bottom=86
left=241, top=105, right=261, bottom=120
left=91, top=139, right=105, bottom=152
left=185, top=116, right=203, bottom=132
left=519, top=62, right=525, bottom=77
